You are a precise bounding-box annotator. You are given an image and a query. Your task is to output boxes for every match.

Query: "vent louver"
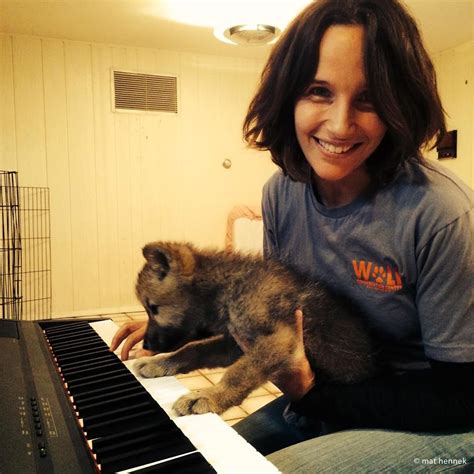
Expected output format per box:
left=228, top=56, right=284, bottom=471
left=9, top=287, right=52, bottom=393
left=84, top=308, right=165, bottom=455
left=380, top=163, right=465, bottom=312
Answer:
left=113, top=70, right=178, bottom=113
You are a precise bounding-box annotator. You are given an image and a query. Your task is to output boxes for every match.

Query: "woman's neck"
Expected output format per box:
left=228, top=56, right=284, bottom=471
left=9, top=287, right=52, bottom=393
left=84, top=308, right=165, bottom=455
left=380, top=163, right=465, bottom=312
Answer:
left=312, top=170, right=372, bottom=208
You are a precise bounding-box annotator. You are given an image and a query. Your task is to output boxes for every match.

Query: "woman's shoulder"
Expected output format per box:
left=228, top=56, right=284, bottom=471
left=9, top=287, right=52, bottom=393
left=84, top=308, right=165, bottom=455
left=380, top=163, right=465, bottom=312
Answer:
left=390, top=160, right=473, bottom=215
left=262, top=171, right=312, bottom=222
left=384, top=161, right=473, bottom=243
left=264, top=169, right=292, bottom=189
left=263, top=170, right=306, bottom=199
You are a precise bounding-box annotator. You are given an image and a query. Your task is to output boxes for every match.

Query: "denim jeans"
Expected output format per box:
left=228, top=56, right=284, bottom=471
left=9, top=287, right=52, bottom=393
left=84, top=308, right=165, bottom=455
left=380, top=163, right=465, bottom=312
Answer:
left=233, top=396, right=474, bottom=473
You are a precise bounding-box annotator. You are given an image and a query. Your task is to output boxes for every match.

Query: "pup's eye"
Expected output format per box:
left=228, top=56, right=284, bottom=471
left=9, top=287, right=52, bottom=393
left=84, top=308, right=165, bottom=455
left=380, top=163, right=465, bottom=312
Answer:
left=157, top=269, right=167, bottom=281
left=146, top=303, right=159, bottom=316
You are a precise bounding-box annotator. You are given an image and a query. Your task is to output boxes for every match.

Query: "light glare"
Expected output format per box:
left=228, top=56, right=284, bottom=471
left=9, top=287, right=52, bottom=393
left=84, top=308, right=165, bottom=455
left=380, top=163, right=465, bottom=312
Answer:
left=155, top=0, right=312, bottom=30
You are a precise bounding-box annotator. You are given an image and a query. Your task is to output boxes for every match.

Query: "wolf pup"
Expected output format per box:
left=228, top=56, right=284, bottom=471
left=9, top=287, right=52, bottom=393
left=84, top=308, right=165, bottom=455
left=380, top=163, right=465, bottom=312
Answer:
left=134, top=241, right=375, bottom=416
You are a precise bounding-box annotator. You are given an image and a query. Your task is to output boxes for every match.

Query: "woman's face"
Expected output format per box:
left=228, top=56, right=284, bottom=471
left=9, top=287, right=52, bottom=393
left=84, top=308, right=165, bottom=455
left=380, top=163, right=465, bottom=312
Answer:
left=294, top=24, right=387, bottom=187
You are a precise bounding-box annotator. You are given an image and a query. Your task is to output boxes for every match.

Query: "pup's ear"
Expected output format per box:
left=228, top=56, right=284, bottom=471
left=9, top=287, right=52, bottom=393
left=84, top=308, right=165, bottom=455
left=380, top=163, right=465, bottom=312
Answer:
left=142, top=243, right=171, bottom=280
left=178, top=244, right=196, bottom=277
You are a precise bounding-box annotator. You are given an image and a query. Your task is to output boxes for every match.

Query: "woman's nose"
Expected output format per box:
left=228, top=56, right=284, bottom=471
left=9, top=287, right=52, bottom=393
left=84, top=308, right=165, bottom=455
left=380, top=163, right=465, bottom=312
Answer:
left=327, top=100, right=355, bottom=137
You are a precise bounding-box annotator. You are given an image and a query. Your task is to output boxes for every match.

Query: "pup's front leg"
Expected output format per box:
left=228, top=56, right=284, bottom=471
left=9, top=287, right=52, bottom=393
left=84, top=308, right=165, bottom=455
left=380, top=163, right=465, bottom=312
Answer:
left=173, top=327, right=297, bottom=415
left=172, top=354, right=266, bottom=415
left=134, top=335, right=241, bottom=378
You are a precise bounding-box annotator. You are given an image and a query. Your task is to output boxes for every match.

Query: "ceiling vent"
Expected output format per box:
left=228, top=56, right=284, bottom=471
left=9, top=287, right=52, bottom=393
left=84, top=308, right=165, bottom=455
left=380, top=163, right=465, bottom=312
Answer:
left=113, top=70, right=178, bottom=113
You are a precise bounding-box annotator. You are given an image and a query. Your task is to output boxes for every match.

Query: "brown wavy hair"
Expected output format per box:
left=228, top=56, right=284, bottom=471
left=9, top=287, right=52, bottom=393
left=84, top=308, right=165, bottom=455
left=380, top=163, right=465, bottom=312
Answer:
left=243, top=0, right=446, bottom=185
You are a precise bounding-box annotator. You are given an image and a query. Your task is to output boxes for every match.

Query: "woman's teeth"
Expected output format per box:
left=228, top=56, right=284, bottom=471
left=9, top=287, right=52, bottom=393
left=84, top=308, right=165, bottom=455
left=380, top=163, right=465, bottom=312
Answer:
left=317, top=138, right=356, bottom=154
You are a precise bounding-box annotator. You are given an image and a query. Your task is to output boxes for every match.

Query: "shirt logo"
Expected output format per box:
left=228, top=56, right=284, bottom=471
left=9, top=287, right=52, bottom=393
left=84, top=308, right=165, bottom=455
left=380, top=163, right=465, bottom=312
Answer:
left=352, top=259, right=403, bottom=293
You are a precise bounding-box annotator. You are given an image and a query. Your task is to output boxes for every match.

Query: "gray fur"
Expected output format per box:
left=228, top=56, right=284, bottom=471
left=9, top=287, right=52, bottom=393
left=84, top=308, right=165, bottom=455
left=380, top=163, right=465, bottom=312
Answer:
left=134, top=241, right=375, bottom=416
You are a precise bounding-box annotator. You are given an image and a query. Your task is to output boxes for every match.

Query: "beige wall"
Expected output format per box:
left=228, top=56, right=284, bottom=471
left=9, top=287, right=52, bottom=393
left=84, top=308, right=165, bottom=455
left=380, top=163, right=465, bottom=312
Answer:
left=1, top=34, right=472, bottom=318
left=428, top=40, right=474, bottom=187
left=0, top=34, right=276, bottom=317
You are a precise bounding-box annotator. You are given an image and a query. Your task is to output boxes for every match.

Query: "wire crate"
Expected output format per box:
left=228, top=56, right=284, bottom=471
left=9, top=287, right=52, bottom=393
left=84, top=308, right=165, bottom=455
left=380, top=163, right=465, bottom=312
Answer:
left=0, top=171, right=21, bottom=319
left=1, top=171, right=51, bottom=320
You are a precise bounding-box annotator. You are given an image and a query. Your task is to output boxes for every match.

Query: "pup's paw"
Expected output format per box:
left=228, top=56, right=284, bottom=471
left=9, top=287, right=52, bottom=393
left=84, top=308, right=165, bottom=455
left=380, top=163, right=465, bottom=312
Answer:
left=173, top=390, right=223, bottom=416
left=133, top=355, right=179, bottom=378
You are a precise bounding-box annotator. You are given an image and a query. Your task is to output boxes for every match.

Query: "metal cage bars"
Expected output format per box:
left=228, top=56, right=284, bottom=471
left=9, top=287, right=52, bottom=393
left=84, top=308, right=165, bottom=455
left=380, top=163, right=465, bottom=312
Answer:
left=1, top=171, right=51, bottom=320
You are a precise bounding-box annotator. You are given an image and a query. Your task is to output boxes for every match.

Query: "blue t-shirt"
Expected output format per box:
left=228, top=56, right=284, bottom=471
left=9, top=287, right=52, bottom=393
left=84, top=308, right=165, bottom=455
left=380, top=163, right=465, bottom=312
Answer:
left=262, top=161, right=473, bottom=370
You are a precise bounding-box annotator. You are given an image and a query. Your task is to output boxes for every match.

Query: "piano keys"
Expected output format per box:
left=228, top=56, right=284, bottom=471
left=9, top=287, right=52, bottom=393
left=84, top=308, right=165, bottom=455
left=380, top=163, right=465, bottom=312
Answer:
left=0, top=319, right=279, bottom=473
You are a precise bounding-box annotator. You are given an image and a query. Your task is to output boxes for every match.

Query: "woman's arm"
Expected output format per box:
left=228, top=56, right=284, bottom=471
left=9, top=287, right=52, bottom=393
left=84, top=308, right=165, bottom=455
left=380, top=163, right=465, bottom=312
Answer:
left=289, top=360, right=474, bottom=431
left=274, top=310, right=474, bottom=431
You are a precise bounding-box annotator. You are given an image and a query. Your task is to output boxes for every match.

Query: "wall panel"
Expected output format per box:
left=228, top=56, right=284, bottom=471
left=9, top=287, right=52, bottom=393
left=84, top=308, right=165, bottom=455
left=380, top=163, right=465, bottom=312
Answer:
left=0, top=33, right=275, bottom=317
left=0, top=35, right=17, bottom=171
left=42, top=38, right=74, bottom=314
left=92, top=44, right=122, bottom=310
left=12, top=36, right=47, bottom=186
left=111, top=46, right=141, bottom=307
left=430, top=41, right=473, bottom=187
left=64, top=41, right=100, bottom=312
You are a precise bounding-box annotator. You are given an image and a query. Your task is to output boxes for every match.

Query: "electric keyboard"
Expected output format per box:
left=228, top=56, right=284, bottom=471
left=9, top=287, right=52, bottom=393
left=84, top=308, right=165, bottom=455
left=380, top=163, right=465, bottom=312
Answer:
left=0, top=319, right=279, bottom=473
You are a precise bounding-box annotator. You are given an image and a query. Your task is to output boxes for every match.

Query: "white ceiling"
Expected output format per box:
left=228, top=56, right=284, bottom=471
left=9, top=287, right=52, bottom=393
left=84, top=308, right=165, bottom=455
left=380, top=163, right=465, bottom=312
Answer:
left=0, top=0, right=473, bottom=60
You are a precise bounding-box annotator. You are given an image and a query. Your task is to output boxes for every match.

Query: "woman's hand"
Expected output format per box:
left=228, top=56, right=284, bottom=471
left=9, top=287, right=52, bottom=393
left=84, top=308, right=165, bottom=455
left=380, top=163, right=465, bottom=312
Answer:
left=234, top=309, right=315, bottom=401
left=109, top=320, right=153, bottom=361
left=272, top=310, right=315, bottom=401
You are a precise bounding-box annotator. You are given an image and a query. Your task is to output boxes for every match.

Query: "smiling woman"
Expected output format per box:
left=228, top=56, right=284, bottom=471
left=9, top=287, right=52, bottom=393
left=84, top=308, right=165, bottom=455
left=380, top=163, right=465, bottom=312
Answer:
left=235, top=0, right=474, bottom=471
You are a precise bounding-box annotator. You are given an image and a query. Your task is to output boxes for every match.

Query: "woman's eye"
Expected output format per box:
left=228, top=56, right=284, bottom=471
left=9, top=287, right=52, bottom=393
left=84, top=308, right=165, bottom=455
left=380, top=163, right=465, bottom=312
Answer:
left=308, top=86, right=332, bottom=99
left=356, top=92, right=375, bottom=109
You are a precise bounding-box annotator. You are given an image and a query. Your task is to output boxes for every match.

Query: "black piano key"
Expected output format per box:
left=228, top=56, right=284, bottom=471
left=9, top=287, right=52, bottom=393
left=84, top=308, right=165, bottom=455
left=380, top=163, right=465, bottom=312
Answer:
left=91, top=421, right=175, bottom=452
left=98, top=430, right=197, bottom=474
left=70, top=379, right=140, bottom=406
left=81, top=400, right=155, bottom=426
left=77, top=390, right=152, bottom=418
left=73, top=385, right=145, bottom=413
left=52, top=345, right=111, bottom=364
left=131, top=452, right=216, bottom=474
left=60, top=358, right=120, bottom=380
left=43, top=321, right=91, bottom=334
left=53, top=344, right=110, bottom=361
left=68, top=372, right=138, bottom=397
left=45, top=327, right=98, bottom=344
left=79, top=385, right=169, bottom=426
left=65, top=365, right=130, bottom=389
left=46, top=331, right=99, bottom=348
left=55, top=353, right=117, bottom=371
left=72, top=380, right=143, bottom=407
left=53, top=350, right=104, bottom=366
left=59, top=352, right=118, bottom=373
left=44, top=324, right=95, bottom=340
left=94, top=421, right=185, bottom=460
left=50, top=338, right=108, bottom=355
left=84, top=408, right=160, bottom=439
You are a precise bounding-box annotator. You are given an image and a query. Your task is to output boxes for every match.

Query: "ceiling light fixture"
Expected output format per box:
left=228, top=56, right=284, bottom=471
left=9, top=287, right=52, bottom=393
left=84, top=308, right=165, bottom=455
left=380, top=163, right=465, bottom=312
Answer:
left=214, top=23, right=281, bottom=46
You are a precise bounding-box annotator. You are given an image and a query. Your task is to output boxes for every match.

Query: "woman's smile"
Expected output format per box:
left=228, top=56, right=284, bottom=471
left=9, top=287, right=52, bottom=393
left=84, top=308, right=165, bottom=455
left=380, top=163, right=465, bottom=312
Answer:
left=314, top=137, right=362, bottom=155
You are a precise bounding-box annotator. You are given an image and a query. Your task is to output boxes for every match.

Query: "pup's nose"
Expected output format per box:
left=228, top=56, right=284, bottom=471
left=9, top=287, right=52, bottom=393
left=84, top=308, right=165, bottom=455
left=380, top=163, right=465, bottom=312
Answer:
left=143, top=333, right=155, bottom=351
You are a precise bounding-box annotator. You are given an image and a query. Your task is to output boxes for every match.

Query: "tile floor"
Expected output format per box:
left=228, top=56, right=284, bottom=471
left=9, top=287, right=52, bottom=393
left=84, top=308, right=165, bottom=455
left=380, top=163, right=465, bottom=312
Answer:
left=102, top=311, right=281, bottom=426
